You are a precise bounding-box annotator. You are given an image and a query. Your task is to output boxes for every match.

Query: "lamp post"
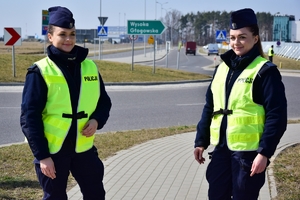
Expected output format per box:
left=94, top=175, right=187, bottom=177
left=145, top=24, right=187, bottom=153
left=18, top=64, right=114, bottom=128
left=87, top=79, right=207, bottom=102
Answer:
left=200, top=24, right=210, bottom=45
left=155, top=1, right=167, bottom=49
left=156, top=1, right=168, bottom=20
left=155, top=1, right=168, bottom=20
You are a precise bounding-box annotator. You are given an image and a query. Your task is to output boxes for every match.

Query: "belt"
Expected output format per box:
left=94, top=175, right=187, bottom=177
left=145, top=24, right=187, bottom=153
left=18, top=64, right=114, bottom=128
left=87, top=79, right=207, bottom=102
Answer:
left=62, top=111, right=88, bottom=119
left=212, top=108, right=233, bottom=117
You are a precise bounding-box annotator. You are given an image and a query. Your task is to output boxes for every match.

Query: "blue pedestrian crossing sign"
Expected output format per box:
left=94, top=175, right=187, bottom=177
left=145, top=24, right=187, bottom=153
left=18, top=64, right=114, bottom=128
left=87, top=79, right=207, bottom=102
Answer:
left=216, top=30, right=226, bottom=42
left=98, top=26, right=108, bottom=36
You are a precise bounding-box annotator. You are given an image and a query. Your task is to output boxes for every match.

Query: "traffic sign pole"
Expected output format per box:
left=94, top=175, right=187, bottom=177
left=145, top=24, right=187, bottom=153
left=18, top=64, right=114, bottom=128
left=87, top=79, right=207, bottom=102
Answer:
left=127, top=20, right=166, bottom=74
left=42, top=10, right=49, bottom=55
left=4, top=27, right=21, bottom=77
left=131, top=35, right=135, bottom=71
left=153, top=36, right=156, bottom=74
left=98, top=17, right=108, bottom=60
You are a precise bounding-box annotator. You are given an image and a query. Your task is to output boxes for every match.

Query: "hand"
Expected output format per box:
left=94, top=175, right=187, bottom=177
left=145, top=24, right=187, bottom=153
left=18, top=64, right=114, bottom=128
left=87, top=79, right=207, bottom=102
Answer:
left=81, top=119, right=98, bottom=137
left=194, top=147, right=206, bottom=164
left=40, top=157, right=56, bottom=179
left=250, top=153, right=268, bottom=177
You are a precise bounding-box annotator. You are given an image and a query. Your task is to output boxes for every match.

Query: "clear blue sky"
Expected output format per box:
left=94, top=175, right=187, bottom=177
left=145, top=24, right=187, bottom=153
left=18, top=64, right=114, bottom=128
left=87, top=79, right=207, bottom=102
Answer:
left=1, top=0, right=299, bottom=38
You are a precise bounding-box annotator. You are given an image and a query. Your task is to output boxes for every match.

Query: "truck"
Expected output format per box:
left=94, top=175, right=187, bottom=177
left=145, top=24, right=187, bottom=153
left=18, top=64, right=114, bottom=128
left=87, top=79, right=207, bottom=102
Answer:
left=185, top=41, right=197, bottom=55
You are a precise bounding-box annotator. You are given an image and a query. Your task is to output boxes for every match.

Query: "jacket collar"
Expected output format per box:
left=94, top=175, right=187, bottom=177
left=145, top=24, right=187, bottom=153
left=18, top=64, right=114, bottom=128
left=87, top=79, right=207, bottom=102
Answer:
left=220, top=45, right=261, bottom=70
left=47, top=45, right=88, bottom=66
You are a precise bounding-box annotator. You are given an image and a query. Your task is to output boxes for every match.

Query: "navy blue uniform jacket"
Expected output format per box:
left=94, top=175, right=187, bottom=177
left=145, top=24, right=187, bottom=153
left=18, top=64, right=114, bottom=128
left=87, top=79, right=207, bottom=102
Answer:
left=194, top=45, right=287, bottom=158
left=20, top=45, right=112, bottom=161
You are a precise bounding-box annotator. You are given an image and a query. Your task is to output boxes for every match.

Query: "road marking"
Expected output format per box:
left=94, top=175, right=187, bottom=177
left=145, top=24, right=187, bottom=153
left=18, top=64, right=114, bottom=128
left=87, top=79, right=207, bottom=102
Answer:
left=176, top=103, right=205, bottom=106
left=0, top=107, right=20, bottom=109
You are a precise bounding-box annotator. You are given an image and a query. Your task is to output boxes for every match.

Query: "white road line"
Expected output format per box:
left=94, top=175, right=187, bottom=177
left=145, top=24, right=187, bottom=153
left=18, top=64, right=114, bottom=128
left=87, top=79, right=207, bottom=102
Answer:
left=176, top=103, right=205, bottom=106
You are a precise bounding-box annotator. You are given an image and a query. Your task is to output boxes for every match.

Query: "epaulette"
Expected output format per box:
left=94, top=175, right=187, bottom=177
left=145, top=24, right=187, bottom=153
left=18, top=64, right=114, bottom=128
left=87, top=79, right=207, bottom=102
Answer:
left=27, top=64, right=39, bottom=72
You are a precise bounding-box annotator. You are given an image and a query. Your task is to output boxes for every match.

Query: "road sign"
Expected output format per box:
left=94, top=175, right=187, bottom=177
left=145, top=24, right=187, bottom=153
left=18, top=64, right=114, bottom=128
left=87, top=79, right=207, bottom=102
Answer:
left=277, top=40, right=281, bottom=46
left=129, top=35, right=139, bottom=41
left=42, top=10, right=49, bottom=35
left=98, top=17, right=108, bottom=26
left=127, top=20, right=166, bottom=35
left=4, top=27, right=21, bottom=46
left=216, top=30, right=226, bottom=42
left=98, top=26, right=108, bottom=36
left=148, top=35, right=154, bottom=44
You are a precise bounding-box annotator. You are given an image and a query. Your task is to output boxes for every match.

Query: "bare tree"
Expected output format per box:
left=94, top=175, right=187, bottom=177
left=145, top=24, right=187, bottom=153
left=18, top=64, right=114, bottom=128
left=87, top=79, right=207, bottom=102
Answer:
left=162, top=9, right=182, bottom=45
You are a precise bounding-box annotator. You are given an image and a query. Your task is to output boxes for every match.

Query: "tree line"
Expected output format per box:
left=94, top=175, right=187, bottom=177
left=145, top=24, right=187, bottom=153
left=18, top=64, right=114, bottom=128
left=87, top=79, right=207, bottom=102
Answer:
left=162, top=10, right=274, bottom=45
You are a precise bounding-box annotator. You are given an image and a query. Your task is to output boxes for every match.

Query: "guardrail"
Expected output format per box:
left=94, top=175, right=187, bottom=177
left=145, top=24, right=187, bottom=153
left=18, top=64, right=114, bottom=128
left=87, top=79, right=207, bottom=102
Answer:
left=261, top=42, right=300, bottom=61
left=219, top=42, right=300, bottom=61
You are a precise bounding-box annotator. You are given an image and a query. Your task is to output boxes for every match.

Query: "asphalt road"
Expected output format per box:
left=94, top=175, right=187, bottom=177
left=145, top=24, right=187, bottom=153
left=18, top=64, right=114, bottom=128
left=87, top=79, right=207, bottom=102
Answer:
left=0, top=50, right=299, bottom=146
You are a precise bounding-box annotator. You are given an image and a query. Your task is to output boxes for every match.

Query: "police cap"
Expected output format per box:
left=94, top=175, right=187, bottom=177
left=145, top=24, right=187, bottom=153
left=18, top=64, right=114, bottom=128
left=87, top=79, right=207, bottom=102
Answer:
left=48, top=6, right=75, bottom=29
left=230, top=8, right=257, bottom=30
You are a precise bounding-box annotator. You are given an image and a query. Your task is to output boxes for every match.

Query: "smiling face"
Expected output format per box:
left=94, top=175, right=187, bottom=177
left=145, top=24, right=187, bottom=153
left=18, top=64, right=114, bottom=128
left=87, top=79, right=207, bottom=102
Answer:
left=48, top=26, right=76, bottom=53
left=229, top=27, right=258, bottom=56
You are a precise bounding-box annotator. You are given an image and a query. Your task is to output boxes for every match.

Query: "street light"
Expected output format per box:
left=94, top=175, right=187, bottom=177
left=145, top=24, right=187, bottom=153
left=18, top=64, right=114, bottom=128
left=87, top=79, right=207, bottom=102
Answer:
left=155, top=1, right=168, bottom=20
left=162, top=8, right=171, bottom=42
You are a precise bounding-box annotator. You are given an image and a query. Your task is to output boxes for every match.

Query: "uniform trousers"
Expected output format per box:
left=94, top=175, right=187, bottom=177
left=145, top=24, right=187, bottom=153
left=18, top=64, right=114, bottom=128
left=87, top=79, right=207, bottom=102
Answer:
left=206, top=146, right=267, bottom=200
left=34, top=141, right=105, bottom=200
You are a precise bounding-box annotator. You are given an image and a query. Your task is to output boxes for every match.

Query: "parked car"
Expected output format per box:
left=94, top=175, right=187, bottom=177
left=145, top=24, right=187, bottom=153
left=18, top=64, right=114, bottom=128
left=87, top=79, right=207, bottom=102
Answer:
left=185, top=41, right=197, bottom=55
left=207, top=43, right=219, bottom=56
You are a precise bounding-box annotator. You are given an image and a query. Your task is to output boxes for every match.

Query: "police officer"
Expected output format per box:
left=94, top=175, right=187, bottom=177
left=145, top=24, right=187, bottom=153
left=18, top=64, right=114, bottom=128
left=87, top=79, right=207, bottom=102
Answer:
left=20, top=6, right=111, bottom=200
left=194, top=8, right=287, bottom=200
left=268, top=45, right=274, bottom=62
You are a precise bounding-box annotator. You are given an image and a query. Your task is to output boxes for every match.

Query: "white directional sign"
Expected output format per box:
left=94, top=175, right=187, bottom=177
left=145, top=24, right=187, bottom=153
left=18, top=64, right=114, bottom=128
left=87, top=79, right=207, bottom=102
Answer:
left=98, top=26, right=108, bottom=36
left=4, top=27, right=22, bottom=46
left=127, top=20, right=166, bottom=35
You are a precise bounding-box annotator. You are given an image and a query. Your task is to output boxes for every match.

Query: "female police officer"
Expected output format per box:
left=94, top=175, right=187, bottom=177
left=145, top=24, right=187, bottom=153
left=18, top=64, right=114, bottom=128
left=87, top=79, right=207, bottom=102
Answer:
left=20, top=6, right=111, bottom=200
left=194, top=8, right=287, bottom=200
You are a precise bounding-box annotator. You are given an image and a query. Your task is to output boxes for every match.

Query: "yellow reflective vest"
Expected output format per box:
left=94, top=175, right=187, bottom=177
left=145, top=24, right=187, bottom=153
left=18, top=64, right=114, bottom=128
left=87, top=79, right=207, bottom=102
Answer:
left=35, top=57, right=100, bottom=154
left=210, top=56, right=267, bottom=151
left=268, top=48, right=274, bottom=57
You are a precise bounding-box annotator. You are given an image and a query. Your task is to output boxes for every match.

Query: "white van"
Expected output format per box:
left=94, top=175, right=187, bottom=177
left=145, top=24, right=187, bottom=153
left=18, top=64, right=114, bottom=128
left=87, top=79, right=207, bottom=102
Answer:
left=207, top=43, right=219, bottom=56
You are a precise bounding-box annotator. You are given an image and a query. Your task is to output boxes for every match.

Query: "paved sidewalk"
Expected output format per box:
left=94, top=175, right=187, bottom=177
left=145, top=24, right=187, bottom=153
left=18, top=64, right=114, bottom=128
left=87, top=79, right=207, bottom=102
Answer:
left=67, top=124, right=300, bottom=200
left=67, top=49, right=300, bottom=199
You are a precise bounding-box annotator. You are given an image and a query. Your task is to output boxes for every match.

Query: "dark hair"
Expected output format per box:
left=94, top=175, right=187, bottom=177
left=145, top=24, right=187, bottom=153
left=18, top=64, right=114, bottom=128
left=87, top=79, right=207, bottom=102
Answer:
left=48, top=24, right=54, bottom=35
left=248, top=25, right=265, bottom=58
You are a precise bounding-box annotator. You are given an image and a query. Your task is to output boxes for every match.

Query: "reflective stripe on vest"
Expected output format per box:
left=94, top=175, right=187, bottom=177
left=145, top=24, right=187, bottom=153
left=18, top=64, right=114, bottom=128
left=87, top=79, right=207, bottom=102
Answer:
left=210, top=56, right=267, bottom=151
left=35, top=57, right=100, bottom=154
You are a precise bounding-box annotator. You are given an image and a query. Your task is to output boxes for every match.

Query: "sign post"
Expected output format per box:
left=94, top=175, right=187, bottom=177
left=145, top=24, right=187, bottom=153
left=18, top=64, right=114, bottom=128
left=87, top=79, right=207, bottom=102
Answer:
left=4, top=27, right=22, bottom=77
left=42, top=10, right=49, bottom=54
left=98, top=17, right=108, bottom=60
left=127, top=20, right=166, bottom=73
left=128, top=35, right=139, bottom=71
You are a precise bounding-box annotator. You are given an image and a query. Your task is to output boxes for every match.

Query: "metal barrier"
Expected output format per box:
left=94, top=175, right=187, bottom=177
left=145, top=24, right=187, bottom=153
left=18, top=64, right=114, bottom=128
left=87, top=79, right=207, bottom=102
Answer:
left=261, top=42, right=300, bottom=61
left=220, top=42, right=300, bottom=61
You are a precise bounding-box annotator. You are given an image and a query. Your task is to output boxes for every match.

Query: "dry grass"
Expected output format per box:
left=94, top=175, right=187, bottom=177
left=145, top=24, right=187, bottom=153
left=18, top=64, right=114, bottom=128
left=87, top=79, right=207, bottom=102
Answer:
left=273, top=144, right=300, bottom=200
left=0, top=125, right=196, bottom=200
left=0, top=42, right=210, bottom=83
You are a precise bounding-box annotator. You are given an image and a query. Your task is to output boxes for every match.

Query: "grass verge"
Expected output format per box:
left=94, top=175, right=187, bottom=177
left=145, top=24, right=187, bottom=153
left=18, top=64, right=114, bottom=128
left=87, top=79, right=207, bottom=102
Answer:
left=273, top=144, right=300, bottom=200
left=0, top=54, right=210, bottom=83
left=0, top=125, right=196, bottom=200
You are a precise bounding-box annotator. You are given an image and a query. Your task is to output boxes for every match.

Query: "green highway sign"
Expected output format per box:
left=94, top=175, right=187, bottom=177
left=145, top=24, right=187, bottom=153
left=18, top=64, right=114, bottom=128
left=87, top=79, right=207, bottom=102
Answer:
left=127, top=20, right=166, bottom=35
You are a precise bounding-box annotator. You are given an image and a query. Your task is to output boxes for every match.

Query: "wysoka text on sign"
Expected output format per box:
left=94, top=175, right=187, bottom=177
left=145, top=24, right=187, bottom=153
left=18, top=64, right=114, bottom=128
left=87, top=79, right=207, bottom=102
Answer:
left=129, top=22, right=159, bottom=34
left=127, top=20, right=166, bottom=35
